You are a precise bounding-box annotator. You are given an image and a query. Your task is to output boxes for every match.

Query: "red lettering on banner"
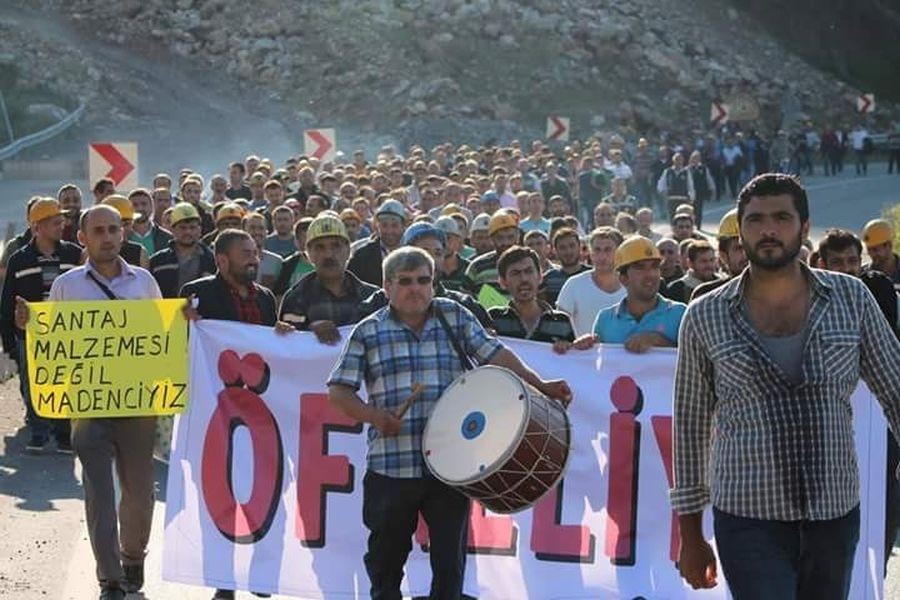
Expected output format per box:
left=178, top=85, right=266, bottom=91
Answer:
left=201, top=351, right=283, bottom=543
left=651, top=415, right=677, bottom=562
left=415, top=504, right=518, bottom=556
left=604, top=376, right=643, bottom=565
left=296, top=392, right=363, bottom=547
left=531, top=482, right=594, bottom=562
left=468, top=503, right=518, bottom=555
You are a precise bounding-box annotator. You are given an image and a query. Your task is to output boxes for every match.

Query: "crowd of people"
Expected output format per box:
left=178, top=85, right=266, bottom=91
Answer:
left=0, top=133, right=899, bottom=600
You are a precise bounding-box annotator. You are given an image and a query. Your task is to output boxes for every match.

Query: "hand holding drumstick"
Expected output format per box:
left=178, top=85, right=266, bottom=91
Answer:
left=371, top=383, right=424, bottom=437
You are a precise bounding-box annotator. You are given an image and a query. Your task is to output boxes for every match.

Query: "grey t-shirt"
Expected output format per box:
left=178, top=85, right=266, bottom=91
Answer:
left=743, top=302, right=809, bottom=384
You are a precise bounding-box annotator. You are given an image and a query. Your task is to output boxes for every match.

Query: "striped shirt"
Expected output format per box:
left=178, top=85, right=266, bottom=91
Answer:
left=327, top=297, right=504, bottom=478
left=671, top=264, right=900, bottom=521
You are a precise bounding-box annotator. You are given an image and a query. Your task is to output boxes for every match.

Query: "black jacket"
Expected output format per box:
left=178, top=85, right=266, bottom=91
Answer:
left=347, top=236, right=386, bottom=287
left=0, top=239, right=82, bottom=355
left=180, top=274, right=277, bottom=326
left=149, top=241, right=216, bottom=298
left=357, top=282, right=493, bottom=329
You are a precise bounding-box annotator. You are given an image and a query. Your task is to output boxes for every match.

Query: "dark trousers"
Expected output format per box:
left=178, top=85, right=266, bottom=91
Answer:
left=17, top=338, right=69, bottom=443
left=72, top=416, right=157, bottom=585
left=363, top=470, right=470, bottom=600
left=886, top=435, right=900, bottom=574
left=724, top=165, right=742, bottom=199
left=855, top=149, right=868, bottom=174
left=888, top=149, right=900, bottom=174
left=713, top=505, right=859, bottom=600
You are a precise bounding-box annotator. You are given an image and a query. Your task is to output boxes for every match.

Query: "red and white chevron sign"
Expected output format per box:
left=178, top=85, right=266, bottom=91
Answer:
left=546, top=116, right=570, bottom=141
left=89, top=142, right=138, bottom=189
left=856, top=94, right=875, bottom=114
left=709, top=101, right=729, bottom=127
left=303, top=128, right=336, bottom=162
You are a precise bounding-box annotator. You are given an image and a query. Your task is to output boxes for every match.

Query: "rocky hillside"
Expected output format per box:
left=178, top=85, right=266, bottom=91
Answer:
left=5, top=0, right=899, bottom=151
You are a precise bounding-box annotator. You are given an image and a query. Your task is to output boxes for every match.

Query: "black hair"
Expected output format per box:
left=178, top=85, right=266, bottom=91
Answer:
left=497, top=245, right=540, bottom=278
left=817, top=228, right=862, bottom=263
left=214, top=229, right=253, bottom=256
left=737, top=173, right=809, bottom=225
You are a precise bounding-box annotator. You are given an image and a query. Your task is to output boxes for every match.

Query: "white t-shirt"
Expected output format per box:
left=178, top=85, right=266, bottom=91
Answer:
left=556, top=270, right=627, bottom=336
left=850, top=129, right=869, bottom=151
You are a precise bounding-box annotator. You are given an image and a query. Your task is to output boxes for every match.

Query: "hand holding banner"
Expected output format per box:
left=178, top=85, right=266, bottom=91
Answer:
left=25, top=299, right=189, bottom=418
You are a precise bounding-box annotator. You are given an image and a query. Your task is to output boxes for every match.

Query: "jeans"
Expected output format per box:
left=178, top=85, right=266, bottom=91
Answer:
left=363, top=470, right=470, bottom=600
left=17, top=338, right=69, bottom=443
left=713, top=505, right=859, bottom=600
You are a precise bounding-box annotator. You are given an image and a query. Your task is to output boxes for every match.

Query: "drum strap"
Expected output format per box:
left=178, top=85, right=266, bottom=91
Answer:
left=435, top=306, right=476, bottom=371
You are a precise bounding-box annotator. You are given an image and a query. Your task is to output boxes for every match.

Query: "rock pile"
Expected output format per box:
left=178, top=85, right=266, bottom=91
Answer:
left=9, top=0, right=900, bottom=145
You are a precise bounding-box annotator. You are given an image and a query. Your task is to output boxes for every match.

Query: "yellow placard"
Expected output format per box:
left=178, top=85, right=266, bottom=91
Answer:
left=25, top=299, right=189, bottom=419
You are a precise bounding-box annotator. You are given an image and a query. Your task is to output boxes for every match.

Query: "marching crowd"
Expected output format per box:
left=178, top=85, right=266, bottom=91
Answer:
left=1, top=133, right=899, bottom=600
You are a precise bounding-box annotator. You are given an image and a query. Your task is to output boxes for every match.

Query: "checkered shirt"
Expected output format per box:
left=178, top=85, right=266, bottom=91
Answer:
left=671, top=264, right=900, bottom=521
left=327, top=297, right=504, bottom=478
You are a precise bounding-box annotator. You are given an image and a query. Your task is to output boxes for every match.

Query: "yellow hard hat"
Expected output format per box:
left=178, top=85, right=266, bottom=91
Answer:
left=615, top=235, right=661, bottom=270
left=862, top=219, right=894, bottom=248
left=169, top=202, right=201, bottom=226
left=28, top=197, right=63, bottom=224
left=215, top=203, right=244, bottom=224
left=718, top=208, right=739, bottom=239
left=306, top=214, right=349, bottom=246
left=102, top=194, right=135, bottom=220
left=488, top=212, right=519, bottom=236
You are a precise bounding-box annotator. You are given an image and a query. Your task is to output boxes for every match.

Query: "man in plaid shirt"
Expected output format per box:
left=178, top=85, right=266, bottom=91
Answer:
left=328, top=246, right=571, bottom=600
left=672, top=174, right=900, bottom=599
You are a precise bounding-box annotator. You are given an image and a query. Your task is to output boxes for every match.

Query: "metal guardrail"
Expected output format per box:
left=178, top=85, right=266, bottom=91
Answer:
left=0, top=102, right=85, bottom=161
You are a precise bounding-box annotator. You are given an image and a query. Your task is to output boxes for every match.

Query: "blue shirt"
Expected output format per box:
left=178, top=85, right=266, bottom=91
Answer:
left=519, top=216, right=551, bottom=235
left=327, top=297, right=504, bottom=478
left=593, top=295, right=686, bottom=344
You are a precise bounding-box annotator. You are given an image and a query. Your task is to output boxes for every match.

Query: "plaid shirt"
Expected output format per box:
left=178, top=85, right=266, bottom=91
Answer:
left=327, top=297, right=504, bottom=478
left=279, top=270, right=378, bottom=330
left=671, top=264, right=900, bottom=521
left=227, top=281, right=263, bottom=325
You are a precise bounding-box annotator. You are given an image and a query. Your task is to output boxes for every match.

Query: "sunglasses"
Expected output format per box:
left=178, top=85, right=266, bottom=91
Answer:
left=394, top=275, right=433, bottom=286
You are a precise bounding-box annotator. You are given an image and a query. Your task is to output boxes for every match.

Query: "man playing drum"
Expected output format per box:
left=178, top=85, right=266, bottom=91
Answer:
left=327, top=246, right=571, bottom=600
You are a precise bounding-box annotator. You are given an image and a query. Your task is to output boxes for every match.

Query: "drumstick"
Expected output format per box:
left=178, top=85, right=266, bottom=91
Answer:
left=394, top=383, right=424, bottom=419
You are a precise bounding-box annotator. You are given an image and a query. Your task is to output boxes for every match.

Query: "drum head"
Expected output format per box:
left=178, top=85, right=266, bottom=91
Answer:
left=423, top=366, right=528, bottom=485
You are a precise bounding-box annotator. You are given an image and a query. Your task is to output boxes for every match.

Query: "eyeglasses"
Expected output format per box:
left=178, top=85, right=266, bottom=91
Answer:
left=394, top=275, right=433, bottom=286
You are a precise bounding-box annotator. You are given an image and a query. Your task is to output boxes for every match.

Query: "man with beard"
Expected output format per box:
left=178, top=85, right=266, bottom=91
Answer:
left=540, top=227, right=590, bottom=305
left=280, top=213, right=378, bottom=344
left=673, top=174, right=900, bottom=599
left=557, top=236, right=686, bottom=354
left=149, top=203, right=216, bottom=298
left=691, top=209, right=748, bottom=301
left=58, top=183, right=84, bottom=245
left=180, top=229, right=286, bottom=600
left=663, top=240, right=719, bottom=303
left=862, top=218, right=900, bottom=295
left=490, top=245, right=574, bottom=346
left=242, top=212, right=282, bottom=291
left=348, top=199, right=406, bottom=286
left=127, top=188, right=172, bottom=257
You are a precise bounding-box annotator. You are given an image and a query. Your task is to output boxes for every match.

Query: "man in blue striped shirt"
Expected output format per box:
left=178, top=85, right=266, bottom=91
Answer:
left=328, top=246, right=571, bottom=600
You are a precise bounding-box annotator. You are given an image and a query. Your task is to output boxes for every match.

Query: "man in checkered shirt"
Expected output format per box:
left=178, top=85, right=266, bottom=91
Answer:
left=328, top=246, right=571, bottom=600
left=672, top=174, right=900, bottom=599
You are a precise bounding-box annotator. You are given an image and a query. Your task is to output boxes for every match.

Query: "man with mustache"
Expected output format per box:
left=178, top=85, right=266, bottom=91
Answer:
left=279, top=213, right=378, bottom=344
left=490, top=245, right=574, bottom=348
left=690, top=209, right=748, bottom=301
left=672, top=174, right=900, bottom=599
left=558, top=236, right=686, bottom=355
left=328, top=246, right=571, bottom=600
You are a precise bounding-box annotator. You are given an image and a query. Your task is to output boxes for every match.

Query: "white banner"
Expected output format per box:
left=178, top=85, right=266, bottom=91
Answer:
left=163, top=320, right=886, bottom=599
